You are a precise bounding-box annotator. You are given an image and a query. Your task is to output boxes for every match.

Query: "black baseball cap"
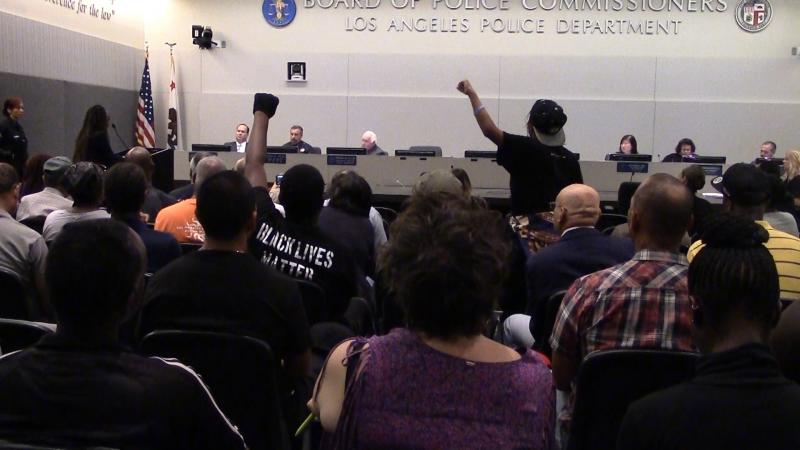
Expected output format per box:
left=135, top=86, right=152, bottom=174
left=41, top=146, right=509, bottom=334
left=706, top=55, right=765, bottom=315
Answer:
left=711, top=163, right=770, bottom=207
left=529, top=100, right=567, bottom=147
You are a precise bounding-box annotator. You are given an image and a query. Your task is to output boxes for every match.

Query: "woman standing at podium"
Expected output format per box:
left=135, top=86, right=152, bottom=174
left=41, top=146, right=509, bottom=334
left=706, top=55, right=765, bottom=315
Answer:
left=73, top=105, right=121, bottom=168
left=456, top=79, right=582, bottom=217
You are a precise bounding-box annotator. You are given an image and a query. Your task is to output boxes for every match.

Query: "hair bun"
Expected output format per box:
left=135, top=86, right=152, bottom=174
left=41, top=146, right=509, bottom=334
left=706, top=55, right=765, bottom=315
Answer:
left=700, top=212, right=769, bottom=249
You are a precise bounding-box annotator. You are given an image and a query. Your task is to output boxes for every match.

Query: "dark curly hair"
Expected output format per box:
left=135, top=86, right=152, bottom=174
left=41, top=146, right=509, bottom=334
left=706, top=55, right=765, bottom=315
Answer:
left=380, top=192, right=510, bottom=339
left=690, top=212, right=780, bottom=333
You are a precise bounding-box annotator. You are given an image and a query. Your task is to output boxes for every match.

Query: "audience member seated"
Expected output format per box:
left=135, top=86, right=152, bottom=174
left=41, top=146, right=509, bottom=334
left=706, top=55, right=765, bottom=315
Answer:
left=155, top=156, right=226, bottom=243
left=72, top=105, right=121, bottom=168
left=784, top=150, right=800, bottom=208
left=413, top=169, right=464, bottom=196
left=19, top=153, right=49, bottom=197
left=618, top=214, right=800, bottom=450
left=16, top=156, right=72, bottom=222
left=501, top=184, right=634, bottom=352
left=0, top=219, right=245, bottom=449
left=764, top=172, right=799, bottom=237
left=124, top=146, right=176, bottom=222
left=0, top=163, right=48, bottom=317
left=689, top=163, right=800, bottom=301
left=772, top=300, right=800, bottom=384
left=169, top=151, right=214, bottom=201
left=253, top=164, right=359, bottom=318
left=550, top=174, right=695, bottom=431
left=321, top=185, right=385, bottom=255
left=42, top=162, right=109, bottom=243
left=662, top=137, right=695, bottom=162
left=105, top=162, right=180, bottom=273
left=309, top=192, right=555, bottom=449
left=374, top=169, right=471, bottom=332
left=141, top=170, right=311, bottom=426
left=242, top=94, right=359, bottom=322
left=680, top=164, right=713, bottom=239
left=319, top=170, right=376, bottom=279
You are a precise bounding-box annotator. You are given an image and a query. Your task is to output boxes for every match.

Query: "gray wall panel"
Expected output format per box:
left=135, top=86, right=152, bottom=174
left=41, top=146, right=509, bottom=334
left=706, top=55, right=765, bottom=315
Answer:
left=0, top=72, right=137, bottom=157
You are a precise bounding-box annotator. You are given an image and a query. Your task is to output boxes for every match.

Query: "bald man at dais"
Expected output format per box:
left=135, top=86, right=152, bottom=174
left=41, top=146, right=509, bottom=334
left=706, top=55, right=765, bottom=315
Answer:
left=502, top=184, right=635, bottom=355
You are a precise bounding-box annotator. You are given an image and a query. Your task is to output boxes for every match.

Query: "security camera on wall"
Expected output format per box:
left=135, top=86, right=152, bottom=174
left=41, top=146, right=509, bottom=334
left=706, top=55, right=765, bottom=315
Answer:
left=287, top=62, right=306, bottom=82
left=192, top=25, right=218, bottom=49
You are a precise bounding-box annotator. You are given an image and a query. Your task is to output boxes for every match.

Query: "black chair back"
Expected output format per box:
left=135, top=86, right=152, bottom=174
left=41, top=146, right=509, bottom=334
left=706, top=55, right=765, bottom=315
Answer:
left=617, top=182, right=641, bottom=214
left=0, top=318, right=54, bottom=354
left=179, top=243, right=203, bottom=255
left=601, top=226, right=617, bottom=236
left=0, top=440, right=116, bottom=449
left=532, top=290, right=568, bottom=357
left=295, top=279, right=328, bottom=325
left=595, top=213, right=628, bottom=232
left=140, top=330, right=289, bottom=450
left=19, top=216, right=46, bottom=235
left=374, top=206, right=398, bottom=224
left=0, top=272, right=30, bottom=320
left=567, top=349, right=699, bottom=450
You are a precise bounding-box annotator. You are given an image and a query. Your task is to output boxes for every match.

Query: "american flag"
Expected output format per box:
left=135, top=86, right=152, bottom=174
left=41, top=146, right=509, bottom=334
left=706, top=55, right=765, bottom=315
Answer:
left=135, top=53, right=155, bottom=148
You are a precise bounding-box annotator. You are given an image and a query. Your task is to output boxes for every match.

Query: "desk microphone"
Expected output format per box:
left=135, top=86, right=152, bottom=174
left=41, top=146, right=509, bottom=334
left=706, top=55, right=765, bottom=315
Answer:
left=111, top=123, right=132, bottom=153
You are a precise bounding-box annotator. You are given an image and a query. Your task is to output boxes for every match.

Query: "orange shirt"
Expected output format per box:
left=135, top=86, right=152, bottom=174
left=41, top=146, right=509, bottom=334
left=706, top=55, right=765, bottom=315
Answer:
left=154, top=198, right=204, bottom=243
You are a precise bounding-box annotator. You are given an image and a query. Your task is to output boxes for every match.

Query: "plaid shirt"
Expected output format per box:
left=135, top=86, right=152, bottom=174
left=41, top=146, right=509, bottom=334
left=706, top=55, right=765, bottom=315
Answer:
left=550, top=250, right=695, bottom=360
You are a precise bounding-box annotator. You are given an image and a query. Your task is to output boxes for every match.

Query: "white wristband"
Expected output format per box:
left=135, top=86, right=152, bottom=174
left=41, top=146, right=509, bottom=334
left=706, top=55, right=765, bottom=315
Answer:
left=474, top=105, right=485, bottom=116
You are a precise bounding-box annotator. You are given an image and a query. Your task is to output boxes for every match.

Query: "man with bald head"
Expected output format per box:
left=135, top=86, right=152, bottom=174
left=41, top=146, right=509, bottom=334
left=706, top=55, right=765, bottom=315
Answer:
left=501, top=184, right=634, bottom=353
left=361, top=131, right=386, bottom=156
left=155, top=156, right=226, bottom=243
left=550, top=174, right=695, bottom=428
left=125, top=147, right=176, bottom=221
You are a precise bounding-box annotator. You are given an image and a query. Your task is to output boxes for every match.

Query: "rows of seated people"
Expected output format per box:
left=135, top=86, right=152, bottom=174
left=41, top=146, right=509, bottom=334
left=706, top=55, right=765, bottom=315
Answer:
left=0, top=93, right=798, bottom=450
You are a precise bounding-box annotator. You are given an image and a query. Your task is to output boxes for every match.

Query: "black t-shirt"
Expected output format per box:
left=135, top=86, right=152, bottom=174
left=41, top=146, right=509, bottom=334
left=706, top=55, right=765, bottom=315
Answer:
left=787, top=176, right=800, bottom=198
left=318, top=206, right=375, bottom=278
left=497, top=132, right=583, bottom=215
left=690, top=195, right=713, bottom=238
left=141, top=250, right=310, bottom=362
left=250, top=188, right=359, bottom=318
left=0, top=334, right=245, bottom=449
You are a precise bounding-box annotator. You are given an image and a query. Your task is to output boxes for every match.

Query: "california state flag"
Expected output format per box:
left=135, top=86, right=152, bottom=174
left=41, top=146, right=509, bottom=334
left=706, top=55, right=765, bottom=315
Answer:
left=167, top=50, right=180, bottom=150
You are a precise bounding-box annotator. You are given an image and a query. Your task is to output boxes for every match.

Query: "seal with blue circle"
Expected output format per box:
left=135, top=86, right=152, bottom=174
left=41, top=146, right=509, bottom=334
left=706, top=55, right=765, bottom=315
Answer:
left=263, top=0, right=296, bottom=28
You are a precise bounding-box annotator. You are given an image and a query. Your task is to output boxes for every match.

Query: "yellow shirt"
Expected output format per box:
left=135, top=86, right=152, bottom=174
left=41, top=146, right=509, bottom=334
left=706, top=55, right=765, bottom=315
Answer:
left=688, top=220, right=800, bottom=301
left=154, top=198, right=205, bottom=243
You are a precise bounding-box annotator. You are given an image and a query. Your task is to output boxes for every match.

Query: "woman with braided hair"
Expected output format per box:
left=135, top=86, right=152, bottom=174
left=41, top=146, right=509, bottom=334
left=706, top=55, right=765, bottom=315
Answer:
left=618, top=213, right=800, bottom=450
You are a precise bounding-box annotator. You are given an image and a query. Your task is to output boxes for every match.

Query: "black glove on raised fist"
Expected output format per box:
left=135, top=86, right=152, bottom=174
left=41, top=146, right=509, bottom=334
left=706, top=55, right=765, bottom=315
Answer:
left=253, top=93, right=279, bottom=117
